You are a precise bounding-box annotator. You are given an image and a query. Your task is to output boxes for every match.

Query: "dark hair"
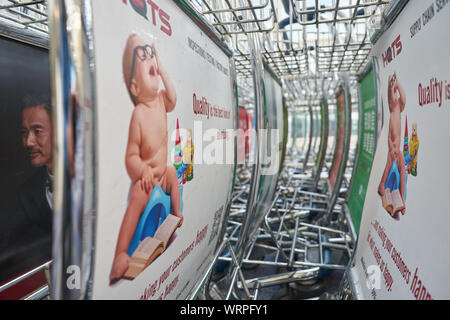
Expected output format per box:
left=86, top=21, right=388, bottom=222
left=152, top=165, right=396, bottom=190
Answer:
left=22, top=95, right=52, bottom=117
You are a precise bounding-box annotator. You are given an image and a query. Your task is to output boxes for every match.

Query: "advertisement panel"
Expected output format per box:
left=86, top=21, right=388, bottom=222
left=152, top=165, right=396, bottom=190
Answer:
left=312, top=108, right=320, bottom=156
left=350, top=0, right=450, bottom=299
left=280, top=98, right=288, bottom=171
left=260, top=65, right=284, bottom=176
left=347, top=69, right=377, bottom=234
left=328, top=90, right=346, bottom=190
left=244, top=66, right=284, bottom=245
left=90, top=0, right=235, bottom=299
left=238, top=107, right=248, bottom=165
left=0, top=36, right=51, bottom=287
left=246, top=112, right=254, bottom=163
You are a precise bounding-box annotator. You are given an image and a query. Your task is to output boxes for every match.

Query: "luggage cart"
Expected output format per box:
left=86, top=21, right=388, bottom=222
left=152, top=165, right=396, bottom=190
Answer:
left=0, top=0, right=392, bottom=300
left=335, top=0, right=410, bottom=300
left=187, top=0, right=391, bottom=301
left=203, top=56, right=353, bottom=302
left=206, top=163, right=354, bottom=300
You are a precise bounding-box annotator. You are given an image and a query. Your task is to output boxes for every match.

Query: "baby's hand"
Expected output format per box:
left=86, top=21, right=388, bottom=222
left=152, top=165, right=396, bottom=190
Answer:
left=389, top=149, right=395, bottom=159
left=109, top=252, right=130, bottom=284
left=174, top=212, right=184, bottom=227
left=152, top=44, right=161, bottom=75
left=142, top=166, right=155, bottom=194
left=392, top=72, right=397, bottom=83
left=390, top=149, right=400, bottom=161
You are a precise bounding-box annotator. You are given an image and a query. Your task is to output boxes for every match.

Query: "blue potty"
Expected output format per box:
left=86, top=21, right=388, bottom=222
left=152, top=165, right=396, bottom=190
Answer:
left=127, top=185, right=183, bottom=256
left=385, top=160, right=400, bottom=191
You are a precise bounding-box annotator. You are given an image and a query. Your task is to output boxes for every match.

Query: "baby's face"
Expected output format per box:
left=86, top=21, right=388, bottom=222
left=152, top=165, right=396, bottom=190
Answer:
left=130, top=37, right=159, bottom=100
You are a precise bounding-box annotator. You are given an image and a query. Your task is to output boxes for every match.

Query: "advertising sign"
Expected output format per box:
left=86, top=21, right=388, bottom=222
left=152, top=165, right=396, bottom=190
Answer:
left=328, top=91, right=346, bottom=190
left=246, top=112, right=254, bottom=163
left=0, top=36, right=51, bottom=287
left=244, top=66, right=285, bottom=244
left=350, top=0, right=450, bottom=299
left=312, top=108, right=320, bottom=156
left=261, top=65, right=284, bottom=175
left=347, top=69, right=377, bottom=234
left=238, top=107, right=248, bottom=165
left=280, top=97, right=288, bottom=171
left=90, top=0, right=236, bottom=299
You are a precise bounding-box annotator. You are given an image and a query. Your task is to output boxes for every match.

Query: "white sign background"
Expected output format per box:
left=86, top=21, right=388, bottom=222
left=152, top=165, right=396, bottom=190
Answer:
left=350, top=0, right=450, bottom=300
left=90, top=0, right=235, bottom=299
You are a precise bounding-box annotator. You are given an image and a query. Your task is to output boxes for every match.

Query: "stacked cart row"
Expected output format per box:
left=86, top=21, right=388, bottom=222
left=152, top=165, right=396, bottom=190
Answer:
left=0, top=0, right=448, bottom=300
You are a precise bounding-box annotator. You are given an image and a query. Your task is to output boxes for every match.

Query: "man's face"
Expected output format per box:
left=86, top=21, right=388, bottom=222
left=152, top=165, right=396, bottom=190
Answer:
left=21, top=106, right=53, bottom=169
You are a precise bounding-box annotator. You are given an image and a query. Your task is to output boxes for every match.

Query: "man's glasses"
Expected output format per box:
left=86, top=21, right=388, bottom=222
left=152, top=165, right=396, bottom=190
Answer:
left=128, top=44, right=154, bottom=104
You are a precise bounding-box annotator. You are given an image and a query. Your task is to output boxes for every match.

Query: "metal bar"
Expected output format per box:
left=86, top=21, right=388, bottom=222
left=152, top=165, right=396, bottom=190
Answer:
left=318, top=228, right=323, bottom=265
left=237, top=268, right=319, bottom=289
left=201, top=0, right=269, bottom=14
left=233, top=30, right=264, bottom=264
left=212, top=12, right=272, bottom=26
left=294, top=1, right=389, bottom=16
left=188, top=238, right=229, bottom=300
left=252, top=282, right=261, bottom=300
left=226, top=265, right=240, bottom=300
left=0, top=0, right=45, bottom=10
left=0, top=12, right=48, bottom=33
left=288, top=216, right=300, bottom=267
left=2, top=0, right=47, bottom=18
left=22, top=17, right=46, bottom=25
left=24, top=285, right=49, bottom=300
left=0, top=17, right=48, bottom=48
left=226, top=241, right=253, bottom=299
left=0, top=261, right=51, bottom=294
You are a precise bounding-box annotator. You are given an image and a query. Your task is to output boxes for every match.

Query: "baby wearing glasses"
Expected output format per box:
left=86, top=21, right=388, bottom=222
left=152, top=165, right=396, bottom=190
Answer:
left=109, top=34, right=183, bottom=283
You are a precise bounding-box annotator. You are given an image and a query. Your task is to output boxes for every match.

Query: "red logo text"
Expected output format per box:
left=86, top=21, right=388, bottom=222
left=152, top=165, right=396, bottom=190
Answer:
left=382, top=35, right=402, bottom=67
left=122, top=0, right=172, bottom=36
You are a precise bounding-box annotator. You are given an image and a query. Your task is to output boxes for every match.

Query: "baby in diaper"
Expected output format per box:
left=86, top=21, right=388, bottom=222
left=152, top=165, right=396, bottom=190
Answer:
left=109, top=34, right=183, bottom=283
